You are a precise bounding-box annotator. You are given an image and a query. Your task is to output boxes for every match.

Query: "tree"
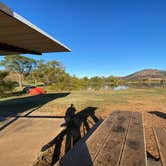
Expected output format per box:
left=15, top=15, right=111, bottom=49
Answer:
left=160, top=79, right=166, bottom=88
left=79, top=77, right=89, bottom=89
left=105, top=76, right=119, bottom=87
left=0, top=71, right=17, bottom=96
left=89, top=76, right=105, bottom=90
left=0, top=55, right=36, bottom=88
left=29, top=60, right=65, bottom=85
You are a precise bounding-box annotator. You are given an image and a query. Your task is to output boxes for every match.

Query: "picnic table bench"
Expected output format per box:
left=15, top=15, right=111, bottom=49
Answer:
left=55, top=111, right=147, bottom=166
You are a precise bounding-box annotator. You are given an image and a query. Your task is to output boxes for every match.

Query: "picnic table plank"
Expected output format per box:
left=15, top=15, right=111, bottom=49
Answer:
left=87, top=111, right=131, bottom=161
left=93, top=111, right=131, bottom=166
left=119, top=112, right=147, bottom=166
left=153, top=128, right=166, bottom=166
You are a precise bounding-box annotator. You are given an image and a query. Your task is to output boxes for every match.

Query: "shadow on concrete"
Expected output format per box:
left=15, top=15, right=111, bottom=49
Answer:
left=39, top=106, right=102, bottom=166
left=0, top=93, right=70, bottom=131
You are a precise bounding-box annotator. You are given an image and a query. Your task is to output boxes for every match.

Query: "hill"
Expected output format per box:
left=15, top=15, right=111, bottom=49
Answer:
left=120, top=69, right=166, bottom=81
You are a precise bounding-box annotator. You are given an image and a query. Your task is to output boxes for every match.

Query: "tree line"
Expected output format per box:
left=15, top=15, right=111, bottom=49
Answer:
left=0, top=55, right=120, bottom=94
left=0, top=55, right=165, bottom=96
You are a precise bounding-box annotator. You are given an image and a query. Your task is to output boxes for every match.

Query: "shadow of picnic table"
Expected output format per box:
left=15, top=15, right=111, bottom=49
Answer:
left=149, top=111, right=166, bottom=120
left=39, top=106, right=103, bottom=166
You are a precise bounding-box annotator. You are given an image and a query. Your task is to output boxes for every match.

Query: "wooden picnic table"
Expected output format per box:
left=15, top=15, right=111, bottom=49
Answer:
left=55, top=111, right=147, bottom=166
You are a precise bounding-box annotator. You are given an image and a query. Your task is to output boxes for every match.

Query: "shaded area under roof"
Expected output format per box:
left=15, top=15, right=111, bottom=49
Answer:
left=0, top=2, right=71, bottom=55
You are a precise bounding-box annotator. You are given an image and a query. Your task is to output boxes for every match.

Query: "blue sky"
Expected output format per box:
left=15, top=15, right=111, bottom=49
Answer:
left=1, top=0, right=166, bottom=77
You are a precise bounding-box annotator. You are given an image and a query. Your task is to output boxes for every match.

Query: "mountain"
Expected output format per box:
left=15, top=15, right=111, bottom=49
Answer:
left=120, top=69, right=166, bottom=81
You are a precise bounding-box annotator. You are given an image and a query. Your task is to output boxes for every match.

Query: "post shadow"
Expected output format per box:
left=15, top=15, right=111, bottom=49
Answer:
left=40, top=105, right=102, bottom=166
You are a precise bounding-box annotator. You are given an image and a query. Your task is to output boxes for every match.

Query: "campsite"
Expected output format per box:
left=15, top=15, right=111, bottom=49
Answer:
left=0, top=1, right=166, bottom=166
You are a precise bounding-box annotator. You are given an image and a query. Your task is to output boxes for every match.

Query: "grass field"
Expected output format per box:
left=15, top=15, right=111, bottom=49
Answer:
left=0, top=87, right=166, bottom=159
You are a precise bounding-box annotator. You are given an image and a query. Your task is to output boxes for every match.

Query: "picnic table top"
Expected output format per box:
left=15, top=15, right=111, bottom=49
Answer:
left=56, top=111, right=147, bottom=166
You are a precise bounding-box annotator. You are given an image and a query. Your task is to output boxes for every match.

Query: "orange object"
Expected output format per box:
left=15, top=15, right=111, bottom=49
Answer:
left=29, top=87, right=46, bottom=95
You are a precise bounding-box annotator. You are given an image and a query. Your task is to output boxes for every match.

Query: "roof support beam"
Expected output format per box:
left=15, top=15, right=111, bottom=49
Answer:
left=0, top=42, right=42, bottom=55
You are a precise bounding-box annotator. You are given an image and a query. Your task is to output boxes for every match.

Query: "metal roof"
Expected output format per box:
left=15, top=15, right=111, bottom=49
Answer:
left=0, top=2, right=71, bottom=55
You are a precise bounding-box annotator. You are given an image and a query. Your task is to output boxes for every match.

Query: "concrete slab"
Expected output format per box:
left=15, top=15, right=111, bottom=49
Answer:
left=0, top=117, right=63, bottom=166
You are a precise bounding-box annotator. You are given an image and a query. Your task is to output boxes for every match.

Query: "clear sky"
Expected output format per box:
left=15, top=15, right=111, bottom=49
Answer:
left=1, top=0, right=166, bottom=77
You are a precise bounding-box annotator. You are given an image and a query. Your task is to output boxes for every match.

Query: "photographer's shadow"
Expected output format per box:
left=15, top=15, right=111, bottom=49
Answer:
left=41, top=105, right=102, bottom=166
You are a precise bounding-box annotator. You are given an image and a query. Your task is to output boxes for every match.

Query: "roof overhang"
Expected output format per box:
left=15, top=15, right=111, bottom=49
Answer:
left=0, top=2, right=71, bottom=55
